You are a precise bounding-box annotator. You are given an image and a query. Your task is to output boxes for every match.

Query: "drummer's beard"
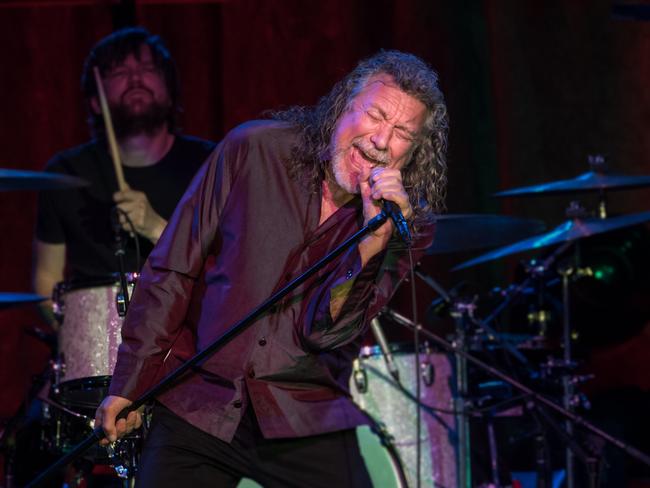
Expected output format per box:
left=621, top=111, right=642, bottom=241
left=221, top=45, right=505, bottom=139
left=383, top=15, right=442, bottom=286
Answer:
left=111, top=99, right=172, bottom=139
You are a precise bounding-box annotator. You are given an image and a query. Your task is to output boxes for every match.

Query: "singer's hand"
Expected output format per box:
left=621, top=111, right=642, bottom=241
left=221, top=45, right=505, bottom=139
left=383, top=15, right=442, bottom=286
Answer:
left=358, top=167, right=412, bottom=265
left=113, top=188, right=167, bottom=244
left=94, top=395, right=142, bottom=446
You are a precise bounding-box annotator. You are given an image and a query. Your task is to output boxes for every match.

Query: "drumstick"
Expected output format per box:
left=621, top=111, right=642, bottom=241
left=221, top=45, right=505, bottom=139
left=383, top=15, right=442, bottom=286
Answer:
left=93, top=66, right=127, bottom=191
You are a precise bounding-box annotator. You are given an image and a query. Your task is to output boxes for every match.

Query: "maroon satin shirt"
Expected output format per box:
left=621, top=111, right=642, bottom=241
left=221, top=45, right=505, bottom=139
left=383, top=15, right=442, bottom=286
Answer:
left=109, top=120, right=434, bottom=441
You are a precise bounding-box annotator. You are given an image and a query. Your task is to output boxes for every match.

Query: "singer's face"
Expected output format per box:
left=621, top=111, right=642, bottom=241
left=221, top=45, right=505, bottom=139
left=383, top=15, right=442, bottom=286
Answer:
left=96, top=45, right=171, bottom=118
left=329, top=74, right=426, bottom=195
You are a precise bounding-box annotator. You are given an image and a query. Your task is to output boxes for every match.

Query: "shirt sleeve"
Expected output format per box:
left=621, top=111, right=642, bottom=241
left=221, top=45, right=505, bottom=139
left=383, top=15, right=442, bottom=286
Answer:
left=108, top=140, right=235, bottom=401
left=299, top=221, right=435, bottom=351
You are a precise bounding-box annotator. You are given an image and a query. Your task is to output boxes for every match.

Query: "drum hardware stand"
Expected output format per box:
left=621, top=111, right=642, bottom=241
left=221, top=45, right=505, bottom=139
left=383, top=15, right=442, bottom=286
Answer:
left=523, top=260, right=559, bottom=341
left=586, top=154, right=609, bottom=219
left=111, top=207, right=133, bottom=317
left=383, top=310, right=650, bottom=488
left=555, top=261, right=592, bottom=488
left=417, top=271, right=537, bottom=488
left=27, top=211, right=394, bottom=487
left=370, top=317, right=400, bottom=382
left=450, top=298, right=475, bottom=488
left=106, top=437, right=140, bottom=488
left=417, top=270, right=532, bottom=368
left=528, top=399, right=602, bottom=488
left=0, top=323, right=59, bottom=488
left=485, top=409, right=500, bottom=488
left=480, top=241, right=571, bottom=347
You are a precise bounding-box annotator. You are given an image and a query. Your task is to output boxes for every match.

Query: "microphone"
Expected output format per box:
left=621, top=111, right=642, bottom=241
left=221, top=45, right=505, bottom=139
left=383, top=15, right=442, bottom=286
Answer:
left=370, top=317, right=400, bottom=382
left=381, top=200, right=411, bottom=245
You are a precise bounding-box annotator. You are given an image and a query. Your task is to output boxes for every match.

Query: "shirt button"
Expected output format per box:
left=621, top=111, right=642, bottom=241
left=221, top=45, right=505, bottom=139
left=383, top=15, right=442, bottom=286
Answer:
left=258, top=337, right=267, bottom=346
left=233, top=400, right=242, bottom=408
left=346, top=269, right=353, bottom=279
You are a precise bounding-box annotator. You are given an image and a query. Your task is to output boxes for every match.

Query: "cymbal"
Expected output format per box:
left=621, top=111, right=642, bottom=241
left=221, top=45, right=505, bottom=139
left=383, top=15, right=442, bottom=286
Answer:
left=454, top=211, right=650, bottom=270
left=0, top=168, right=89, bottom=191
left=494, top=171, right=650, bottom=197
left=0, top=292, right=46, bottom=309
left=426, top=214, right=546, bottom=254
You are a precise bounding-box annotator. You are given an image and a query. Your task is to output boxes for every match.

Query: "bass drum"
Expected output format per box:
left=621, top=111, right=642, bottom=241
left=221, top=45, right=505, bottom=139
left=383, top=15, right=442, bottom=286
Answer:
left=236, top=425, right=407, bottom=487
left=351, top=343, right=458, bottom=488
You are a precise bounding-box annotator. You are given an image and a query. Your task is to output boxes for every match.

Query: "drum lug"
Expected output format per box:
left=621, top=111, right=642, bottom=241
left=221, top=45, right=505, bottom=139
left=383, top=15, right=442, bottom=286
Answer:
left=420, top=360, right=435, bottom=387
left=352, top=358, right=368, bottom=394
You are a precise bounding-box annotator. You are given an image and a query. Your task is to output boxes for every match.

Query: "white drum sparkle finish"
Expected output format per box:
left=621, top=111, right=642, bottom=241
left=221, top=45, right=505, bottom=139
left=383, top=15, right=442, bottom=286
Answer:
left=56, top=279, right=134, bottom=383
left=351, top=346, right=458, bottom=488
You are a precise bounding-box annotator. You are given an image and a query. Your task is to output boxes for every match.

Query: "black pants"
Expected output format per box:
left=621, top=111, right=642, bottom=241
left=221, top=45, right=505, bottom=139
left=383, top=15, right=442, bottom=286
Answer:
left=136, top=404, right=373, bottom=488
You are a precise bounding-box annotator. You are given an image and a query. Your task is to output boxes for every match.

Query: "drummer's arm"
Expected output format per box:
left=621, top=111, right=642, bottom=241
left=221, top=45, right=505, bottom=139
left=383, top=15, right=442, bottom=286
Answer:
left=33, top=239, right=65, bottom=329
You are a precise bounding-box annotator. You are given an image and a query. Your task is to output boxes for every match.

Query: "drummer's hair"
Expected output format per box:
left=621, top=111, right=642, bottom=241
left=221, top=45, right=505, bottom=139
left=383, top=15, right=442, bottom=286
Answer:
left=270, top=49, right=449, bottom=217
left=81, top=26, right=181, bottom=137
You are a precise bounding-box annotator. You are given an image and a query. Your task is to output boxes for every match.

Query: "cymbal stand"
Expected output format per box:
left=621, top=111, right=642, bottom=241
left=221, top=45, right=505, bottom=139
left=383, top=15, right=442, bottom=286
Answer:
left=587, top=154, right=608, bottom=219
left=450, top=298, right=475, bottom=488
left=556, top=261, right=594, bottom=488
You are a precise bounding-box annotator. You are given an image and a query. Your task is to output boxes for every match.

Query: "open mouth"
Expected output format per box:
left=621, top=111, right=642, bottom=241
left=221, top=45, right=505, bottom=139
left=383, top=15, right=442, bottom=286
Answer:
left=352, top=143, right=388, bottom=166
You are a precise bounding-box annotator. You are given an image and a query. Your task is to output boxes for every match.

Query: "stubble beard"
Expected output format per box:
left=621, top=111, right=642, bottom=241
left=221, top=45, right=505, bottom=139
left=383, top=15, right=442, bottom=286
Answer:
left=329, top=139, right=392, bottom=195
left=330, top=147, right=359, bottom=195
left=111, top=96, right=172, bottom=138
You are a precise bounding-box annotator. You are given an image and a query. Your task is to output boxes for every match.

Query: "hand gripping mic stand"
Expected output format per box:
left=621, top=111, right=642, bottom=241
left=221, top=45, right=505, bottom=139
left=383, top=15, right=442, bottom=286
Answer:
left=27, top=211, right=391, bottom=488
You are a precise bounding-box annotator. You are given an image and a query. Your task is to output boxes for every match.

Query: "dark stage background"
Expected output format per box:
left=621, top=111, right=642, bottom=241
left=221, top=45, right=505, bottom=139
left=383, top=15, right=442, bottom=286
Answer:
left=0, top=0, right=648, bottom=485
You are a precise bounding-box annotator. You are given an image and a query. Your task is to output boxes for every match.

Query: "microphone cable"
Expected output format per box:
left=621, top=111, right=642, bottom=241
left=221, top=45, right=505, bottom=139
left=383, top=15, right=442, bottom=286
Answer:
left=112, top=206, right=141, bottom=272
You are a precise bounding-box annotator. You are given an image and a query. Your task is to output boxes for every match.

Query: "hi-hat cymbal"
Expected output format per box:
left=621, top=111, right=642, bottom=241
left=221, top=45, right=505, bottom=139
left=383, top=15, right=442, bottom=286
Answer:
left=426, top=214, right=546, bottom=254
left=494, top=171, right=650, bottom=197
left=0, top=292, right=46, bottom=309
left=0, top=168, right=89, bottom=191
left=454, top=211, right=650, bottom=270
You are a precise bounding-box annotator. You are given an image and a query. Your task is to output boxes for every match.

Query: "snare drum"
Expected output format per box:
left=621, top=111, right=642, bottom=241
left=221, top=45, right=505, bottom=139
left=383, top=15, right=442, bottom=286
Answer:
left=53, top=275, right=136, bottom=407
left=350, top=343, right=458, bottom=488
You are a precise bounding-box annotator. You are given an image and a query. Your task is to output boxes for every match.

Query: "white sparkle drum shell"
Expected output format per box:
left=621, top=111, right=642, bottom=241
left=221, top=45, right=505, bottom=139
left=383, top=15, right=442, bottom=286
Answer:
left=54, top=277, right=135, bottom=404
left=350, top=344, right=458, bottom=488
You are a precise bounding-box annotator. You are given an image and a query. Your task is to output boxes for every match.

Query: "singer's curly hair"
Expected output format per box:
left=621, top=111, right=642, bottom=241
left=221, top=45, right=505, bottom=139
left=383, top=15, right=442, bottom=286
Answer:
left=271, top=50, right=448, bottom=217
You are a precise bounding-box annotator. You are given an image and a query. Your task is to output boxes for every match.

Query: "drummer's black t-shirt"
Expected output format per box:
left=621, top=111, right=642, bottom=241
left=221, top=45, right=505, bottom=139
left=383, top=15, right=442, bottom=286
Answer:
left=36, top=135, right=216, bottom=280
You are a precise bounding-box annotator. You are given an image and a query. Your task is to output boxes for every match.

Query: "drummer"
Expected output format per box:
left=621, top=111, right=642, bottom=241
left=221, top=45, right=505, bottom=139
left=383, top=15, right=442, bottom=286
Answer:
left=33, top=26, right=215, bottom=324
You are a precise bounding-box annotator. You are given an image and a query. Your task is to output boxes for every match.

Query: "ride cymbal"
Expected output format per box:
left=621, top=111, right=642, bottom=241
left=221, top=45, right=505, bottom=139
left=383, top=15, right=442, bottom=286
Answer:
left=0, top=168, right=89, bottom=191
left=454, top=211, right=650, bottom=270
left=0, top=292, right=46, bottom=309
left=426, top=214, right=546, bottom=254
left=494, top=171, right=650, bottom=197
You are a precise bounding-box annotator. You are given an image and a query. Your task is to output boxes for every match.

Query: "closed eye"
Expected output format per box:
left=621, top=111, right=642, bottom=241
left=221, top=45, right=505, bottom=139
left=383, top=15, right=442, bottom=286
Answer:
left=366, top=110, right=381, bottom=121
left=395, top=128, right=416, bottom=142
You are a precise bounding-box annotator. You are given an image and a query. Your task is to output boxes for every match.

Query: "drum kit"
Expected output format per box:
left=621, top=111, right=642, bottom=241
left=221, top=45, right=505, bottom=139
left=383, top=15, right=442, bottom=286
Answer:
left=1, top=155, right=650, bottom=488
